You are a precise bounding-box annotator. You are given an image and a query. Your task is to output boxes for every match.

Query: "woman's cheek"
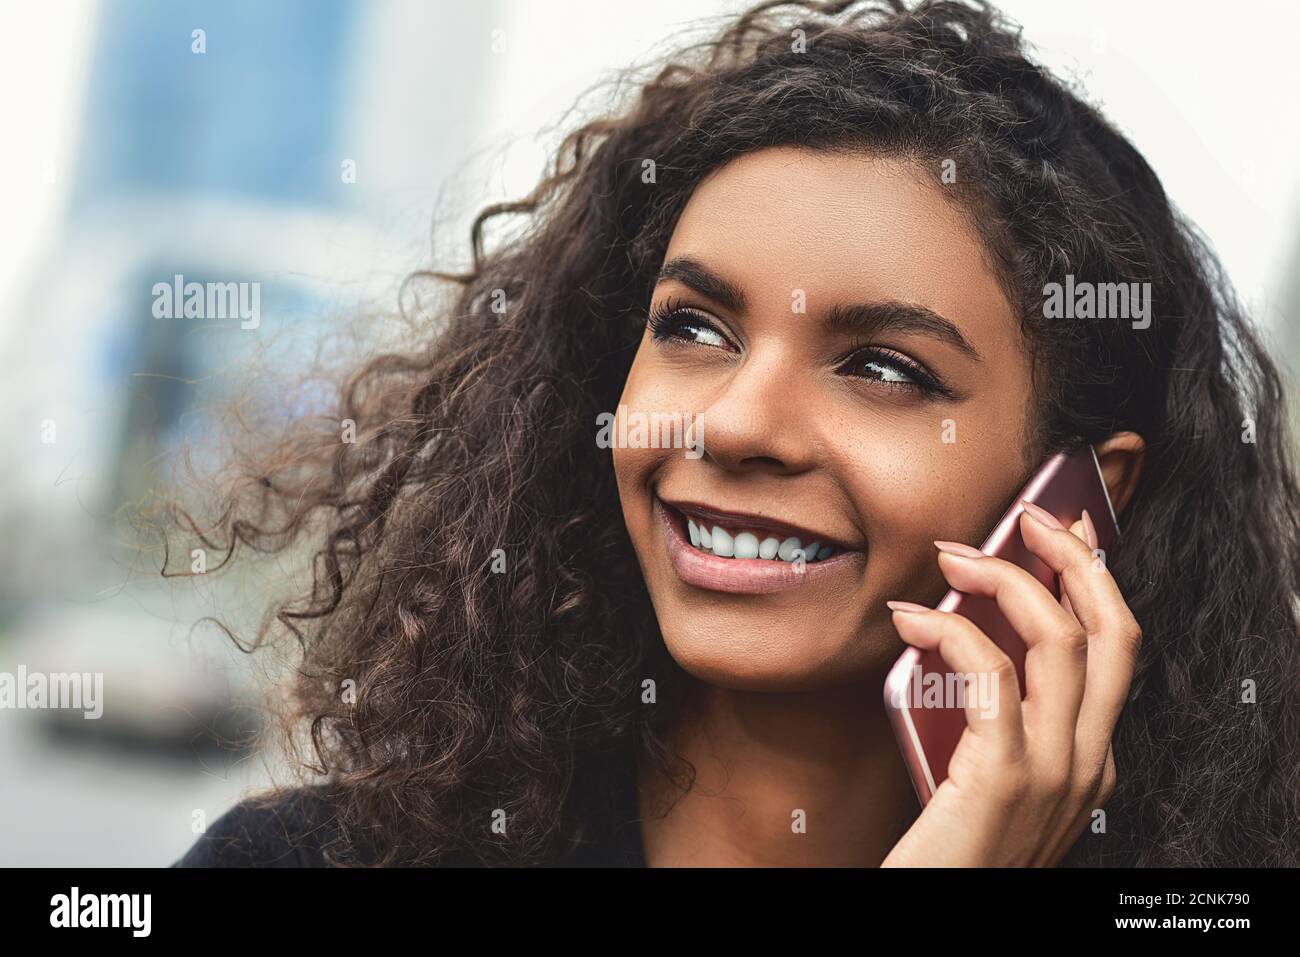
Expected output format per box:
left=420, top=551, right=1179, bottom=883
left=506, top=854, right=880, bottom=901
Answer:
left=622, top=350, right=702, bottom=419
left=613, top=354, right=680, bottom=481
left=841, top=420, right=1026, bottom=604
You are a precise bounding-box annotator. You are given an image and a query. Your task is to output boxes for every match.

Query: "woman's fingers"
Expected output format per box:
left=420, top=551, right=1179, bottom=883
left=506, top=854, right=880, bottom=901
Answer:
left=1059, top=518, right=1089, bottom=620
left=1017, top=507, right=1143, bottom=766
left=1019, top=506, right=1132, bottom=642
left=889, top=606, right=1026, bottom=763
left=1044, top=742, right=1119, bottom=865
left=931, top=545, right=1087, bottom=765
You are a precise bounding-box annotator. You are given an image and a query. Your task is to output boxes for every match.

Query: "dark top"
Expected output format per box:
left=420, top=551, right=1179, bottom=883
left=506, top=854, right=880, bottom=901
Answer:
left=171, top=784, right=647, bottom=867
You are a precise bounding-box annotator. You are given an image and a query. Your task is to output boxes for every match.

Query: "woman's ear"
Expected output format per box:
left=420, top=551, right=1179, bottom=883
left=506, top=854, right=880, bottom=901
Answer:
left=1092, top=431, right=1146, bottom=514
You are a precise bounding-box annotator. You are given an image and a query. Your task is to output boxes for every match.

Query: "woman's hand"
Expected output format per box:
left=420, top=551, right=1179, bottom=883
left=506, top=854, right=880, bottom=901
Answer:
left=880, top=502, right=1142, bottom=867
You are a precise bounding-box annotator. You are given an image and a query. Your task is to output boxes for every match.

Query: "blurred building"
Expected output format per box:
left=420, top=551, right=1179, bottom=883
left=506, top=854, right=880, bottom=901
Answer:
left=0, top=0, right=502, bottom=865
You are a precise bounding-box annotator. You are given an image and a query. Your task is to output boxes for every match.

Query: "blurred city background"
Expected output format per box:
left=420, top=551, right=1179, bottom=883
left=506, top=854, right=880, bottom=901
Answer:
left=1, top=0, right=1297, bottom=866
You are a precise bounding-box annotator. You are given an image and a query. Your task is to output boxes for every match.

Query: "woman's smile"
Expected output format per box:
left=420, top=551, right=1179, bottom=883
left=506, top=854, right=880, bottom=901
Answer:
left=656, top=493, right=867, bottom=595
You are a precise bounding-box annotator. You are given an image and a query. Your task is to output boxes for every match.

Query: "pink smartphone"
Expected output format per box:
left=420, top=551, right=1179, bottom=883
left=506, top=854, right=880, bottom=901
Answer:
left=883, top=444, right=1120, bottom=806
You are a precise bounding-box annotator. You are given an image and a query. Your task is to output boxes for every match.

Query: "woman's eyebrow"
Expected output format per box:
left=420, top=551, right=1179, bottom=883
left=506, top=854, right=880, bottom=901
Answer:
left=655, top=256, right=748, bottom=313
left=655, top=255, right=981, bottom=363
left=825, top=301, right=982, bottom=362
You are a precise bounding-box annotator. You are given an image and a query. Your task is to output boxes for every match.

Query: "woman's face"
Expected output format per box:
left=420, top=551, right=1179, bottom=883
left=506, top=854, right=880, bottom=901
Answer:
left=613, top=146, right=1037, bottom=691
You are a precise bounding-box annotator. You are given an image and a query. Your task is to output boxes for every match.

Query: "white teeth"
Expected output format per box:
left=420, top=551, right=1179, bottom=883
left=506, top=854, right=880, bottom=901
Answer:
left=680, top=511, right=840, bottom=564
left=734, top=532, right=759, bottom=559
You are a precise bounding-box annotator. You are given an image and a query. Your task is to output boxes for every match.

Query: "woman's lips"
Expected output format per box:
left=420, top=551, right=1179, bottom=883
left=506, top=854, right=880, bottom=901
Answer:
left=656, top=496, right=864, bottom=595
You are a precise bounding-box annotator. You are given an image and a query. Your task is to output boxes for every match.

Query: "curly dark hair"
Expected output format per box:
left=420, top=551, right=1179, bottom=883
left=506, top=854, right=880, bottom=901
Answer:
left=161, top=0, right=1300, bottom=866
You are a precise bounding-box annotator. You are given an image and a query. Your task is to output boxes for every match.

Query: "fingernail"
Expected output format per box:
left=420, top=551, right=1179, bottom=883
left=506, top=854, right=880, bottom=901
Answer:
left=886, top=600, right=931, bottom=614
left=933, top=540, right=984, bottom=558
left=1081, top=509, right=1099, bottom=549
left=1021, top=499, right=1065, bottom=530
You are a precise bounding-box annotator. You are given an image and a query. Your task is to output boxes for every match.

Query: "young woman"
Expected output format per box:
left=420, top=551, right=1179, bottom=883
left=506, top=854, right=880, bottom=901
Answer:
left=172, top=0, right=1300, bottom=867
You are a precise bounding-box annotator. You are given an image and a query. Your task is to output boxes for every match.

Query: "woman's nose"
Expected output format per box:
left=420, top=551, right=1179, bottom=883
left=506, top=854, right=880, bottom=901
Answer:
left=694, top=349, right=819, bottom=475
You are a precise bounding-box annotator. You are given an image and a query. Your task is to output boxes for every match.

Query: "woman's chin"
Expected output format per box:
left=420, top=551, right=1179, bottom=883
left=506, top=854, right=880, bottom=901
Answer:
left=658, top=628, right=868, bottom=692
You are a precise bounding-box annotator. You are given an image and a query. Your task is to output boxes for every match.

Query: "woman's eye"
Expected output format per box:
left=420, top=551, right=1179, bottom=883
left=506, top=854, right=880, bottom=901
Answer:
left=841, top=347, right=951, bottom=398
left=854, top=355, right=917, bottom=387
left=646, top=307, right=735, bottom=351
